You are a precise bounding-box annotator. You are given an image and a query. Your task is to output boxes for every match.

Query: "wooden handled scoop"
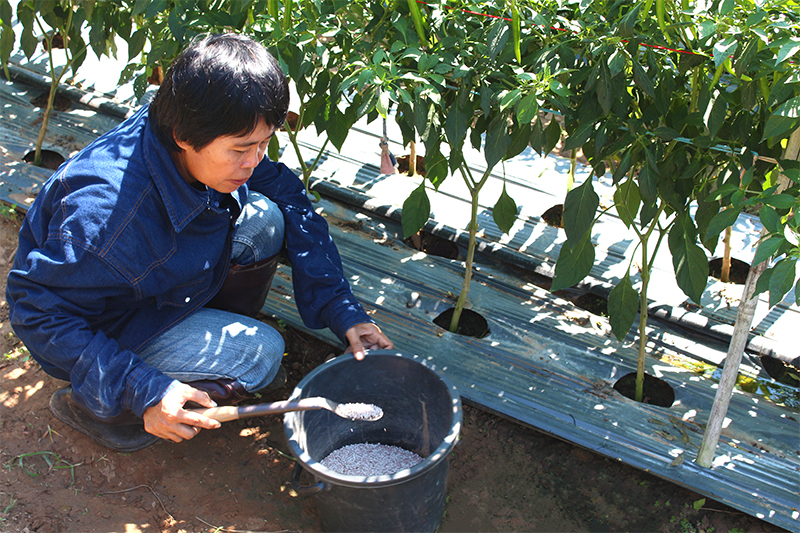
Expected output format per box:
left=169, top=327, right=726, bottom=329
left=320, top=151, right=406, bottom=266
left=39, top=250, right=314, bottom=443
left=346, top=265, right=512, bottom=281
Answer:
left=188, top=397, right=384, bottom=423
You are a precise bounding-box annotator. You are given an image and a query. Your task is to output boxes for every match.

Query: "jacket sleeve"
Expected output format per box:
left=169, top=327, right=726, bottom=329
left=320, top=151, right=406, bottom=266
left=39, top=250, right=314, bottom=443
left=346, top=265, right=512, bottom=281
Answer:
left=246, top=158, right=373, bottom=344
left=7, top=233, right=176, bottom=418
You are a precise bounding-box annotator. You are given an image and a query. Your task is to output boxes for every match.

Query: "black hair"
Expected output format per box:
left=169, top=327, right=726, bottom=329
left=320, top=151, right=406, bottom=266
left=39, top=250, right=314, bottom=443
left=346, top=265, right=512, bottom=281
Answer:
left=149, top=33, right=289, bottom=152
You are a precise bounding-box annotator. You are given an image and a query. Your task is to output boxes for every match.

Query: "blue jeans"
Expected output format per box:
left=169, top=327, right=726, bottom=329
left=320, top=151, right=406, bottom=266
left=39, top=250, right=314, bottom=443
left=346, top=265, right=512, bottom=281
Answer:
left=139, top=192, right=285, bottom=392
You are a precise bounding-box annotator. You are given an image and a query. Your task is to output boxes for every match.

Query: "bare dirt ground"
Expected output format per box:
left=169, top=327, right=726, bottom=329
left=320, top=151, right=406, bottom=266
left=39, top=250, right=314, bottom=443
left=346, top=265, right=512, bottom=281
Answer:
left=0, top=212, right=788, bottom=533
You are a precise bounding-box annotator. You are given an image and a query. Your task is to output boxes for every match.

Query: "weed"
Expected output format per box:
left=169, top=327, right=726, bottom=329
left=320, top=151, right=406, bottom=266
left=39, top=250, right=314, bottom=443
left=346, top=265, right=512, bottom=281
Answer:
left=0, top=203, right=19, bottom=223
left=6, top=451, right=81, bottom=486
left=2, top=493, right=16, bottom=513
left=2, top=345, right=29, bottom=363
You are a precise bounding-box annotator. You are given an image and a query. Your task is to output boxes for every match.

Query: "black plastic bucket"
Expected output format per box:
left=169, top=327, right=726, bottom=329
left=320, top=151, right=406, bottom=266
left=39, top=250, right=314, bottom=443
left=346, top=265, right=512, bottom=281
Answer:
left=283, top=350, right=462, bottom=533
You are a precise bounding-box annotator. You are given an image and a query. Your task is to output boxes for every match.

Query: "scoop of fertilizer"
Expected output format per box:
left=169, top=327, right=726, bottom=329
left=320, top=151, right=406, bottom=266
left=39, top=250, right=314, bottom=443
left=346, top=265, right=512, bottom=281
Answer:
left=334, top=402, right=384, bottom=421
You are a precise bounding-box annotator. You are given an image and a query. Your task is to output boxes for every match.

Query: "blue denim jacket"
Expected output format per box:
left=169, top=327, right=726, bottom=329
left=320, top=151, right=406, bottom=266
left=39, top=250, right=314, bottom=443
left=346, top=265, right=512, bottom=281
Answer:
left=6, top=105, right=371, bottom=417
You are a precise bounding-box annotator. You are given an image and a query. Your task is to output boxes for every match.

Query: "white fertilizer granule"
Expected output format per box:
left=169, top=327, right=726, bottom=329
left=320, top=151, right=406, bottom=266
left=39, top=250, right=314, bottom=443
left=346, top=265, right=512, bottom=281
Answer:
left=320, top=443, right=424, bottom=476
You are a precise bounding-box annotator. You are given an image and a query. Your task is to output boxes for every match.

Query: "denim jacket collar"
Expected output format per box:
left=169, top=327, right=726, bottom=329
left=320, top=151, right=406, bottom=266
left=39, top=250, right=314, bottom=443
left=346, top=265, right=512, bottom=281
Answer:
left=141, top=106, right=241, bottom=233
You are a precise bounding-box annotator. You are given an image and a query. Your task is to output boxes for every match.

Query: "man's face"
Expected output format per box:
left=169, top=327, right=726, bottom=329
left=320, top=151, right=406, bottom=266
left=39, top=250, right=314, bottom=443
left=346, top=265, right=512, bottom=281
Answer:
left=172, top=118, right=276, bottom=194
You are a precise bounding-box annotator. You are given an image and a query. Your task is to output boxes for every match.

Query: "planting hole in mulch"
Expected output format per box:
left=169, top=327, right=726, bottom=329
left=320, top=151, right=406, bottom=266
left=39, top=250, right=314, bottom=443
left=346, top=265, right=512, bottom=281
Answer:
left=541, top=204, right=564, bottom=228
left=760, top=355, right=800, bottom=388
left=23, top=149, right=65, bottom=170
left=708, top=257, right=751, bottom=284
left=433, top=307, right=490, bottom=339
left=397, top=154, right=426, bottom=176
left=30, top=90, right=72, bottom=112
left=613, top=372, right=675, bottom=408
left=553, top=287, right=609, bottom=316
left=403, top=231, right=459, bottom=259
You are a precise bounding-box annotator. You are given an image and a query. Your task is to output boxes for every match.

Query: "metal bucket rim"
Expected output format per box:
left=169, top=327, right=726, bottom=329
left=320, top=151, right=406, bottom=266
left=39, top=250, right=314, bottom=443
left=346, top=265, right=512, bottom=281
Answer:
left=283, top=350, right=462, bottom=488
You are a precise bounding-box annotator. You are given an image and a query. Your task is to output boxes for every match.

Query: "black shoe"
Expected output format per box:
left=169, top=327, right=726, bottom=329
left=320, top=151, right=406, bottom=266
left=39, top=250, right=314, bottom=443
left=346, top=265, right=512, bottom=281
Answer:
left=187, top=366, right=288, bottom=406
left=258, top=365, right=287, bottom=394
left=49, top=387, right=160, bottom=452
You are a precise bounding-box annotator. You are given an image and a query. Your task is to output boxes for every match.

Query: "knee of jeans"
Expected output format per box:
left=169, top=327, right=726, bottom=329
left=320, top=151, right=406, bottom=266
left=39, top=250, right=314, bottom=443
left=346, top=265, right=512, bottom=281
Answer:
left=232, top=193, right=285, bottom=262
left=240, top=329, right=285, bottom=391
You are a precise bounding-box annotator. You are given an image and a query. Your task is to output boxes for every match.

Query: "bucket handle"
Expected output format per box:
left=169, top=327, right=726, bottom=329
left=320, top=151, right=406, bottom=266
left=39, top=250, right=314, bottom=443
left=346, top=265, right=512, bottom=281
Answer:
left=290, top=463, right=327, bottom=495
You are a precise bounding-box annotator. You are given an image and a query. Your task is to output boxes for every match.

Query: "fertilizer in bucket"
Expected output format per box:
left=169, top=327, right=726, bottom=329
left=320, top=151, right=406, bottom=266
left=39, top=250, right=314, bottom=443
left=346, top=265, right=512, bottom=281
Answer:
left=320, top=443, right=423, bottom=476
left=284, top=350, right=461, bottom=533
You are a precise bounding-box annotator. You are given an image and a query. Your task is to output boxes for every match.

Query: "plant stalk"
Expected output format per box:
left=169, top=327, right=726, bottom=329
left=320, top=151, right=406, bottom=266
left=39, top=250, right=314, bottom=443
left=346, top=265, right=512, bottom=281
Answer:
left=449, top=166, right=491, bottom=333
left=635, top=235, right=649, bottom=402
left=33, top=12, right=73, bottom=167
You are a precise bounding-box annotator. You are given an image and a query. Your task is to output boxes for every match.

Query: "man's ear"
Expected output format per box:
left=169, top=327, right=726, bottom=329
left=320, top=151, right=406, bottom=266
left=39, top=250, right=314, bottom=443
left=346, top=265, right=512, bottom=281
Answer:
left=173, top=128, right=191, bottom=151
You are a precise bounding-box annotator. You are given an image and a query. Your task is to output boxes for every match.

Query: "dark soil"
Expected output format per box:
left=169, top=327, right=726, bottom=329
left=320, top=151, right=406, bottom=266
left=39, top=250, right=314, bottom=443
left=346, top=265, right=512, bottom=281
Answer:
left=708, top=257, right=751, bottom=285
left=403, top=231, right=460, bottom=260
left=0, top=213, right=787, bottom=533
left=613, top=372, right=677, bottom=408
left=22, top=149, right=66, bottom=171
left=541, top=203, right=564, bottom=228
left=396, top=154, right=426, bottom=176
left=30, top=90, right=72, bottom=112
left=433, top=307, right=491, bottom=339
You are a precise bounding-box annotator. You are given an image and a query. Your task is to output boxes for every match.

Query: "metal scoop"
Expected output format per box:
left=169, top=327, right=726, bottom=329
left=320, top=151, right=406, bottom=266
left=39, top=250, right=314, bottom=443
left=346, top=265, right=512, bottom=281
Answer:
left=188, top=397, right=384, bottom=423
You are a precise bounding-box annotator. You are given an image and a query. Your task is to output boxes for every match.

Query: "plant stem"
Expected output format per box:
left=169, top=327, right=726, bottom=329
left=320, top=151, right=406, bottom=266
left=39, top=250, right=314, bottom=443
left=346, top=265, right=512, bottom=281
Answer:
left=632, top=203, right=669, bottom=403
left=33, top=12, right=74, bottom=167
left=635, top=235, right=649, bottom=402
left=449, top=166, right=491, bottom=333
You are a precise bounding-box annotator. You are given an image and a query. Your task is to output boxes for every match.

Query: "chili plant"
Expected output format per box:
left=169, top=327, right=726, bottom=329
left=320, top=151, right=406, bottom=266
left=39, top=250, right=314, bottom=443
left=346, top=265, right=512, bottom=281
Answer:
left=0, top=0, right=132, bottom=167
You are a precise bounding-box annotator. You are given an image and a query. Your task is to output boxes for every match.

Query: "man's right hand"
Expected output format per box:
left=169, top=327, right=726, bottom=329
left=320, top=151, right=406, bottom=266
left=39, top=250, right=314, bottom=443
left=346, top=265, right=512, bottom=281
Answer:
left=143, top=383, right=222, bottom=442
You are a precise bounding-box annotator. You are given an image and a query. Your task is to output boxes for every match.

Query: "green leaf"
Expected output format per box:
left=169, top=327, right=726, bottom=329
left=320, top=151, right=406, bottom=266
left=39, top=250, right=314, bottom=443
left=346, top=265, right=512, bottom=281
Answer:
left=775, top=39, right=800, bottom=67
left=638, top=159, right=658, bottom=203
left=563, top=178, right=599, bottom=242
left=614, top=178, right=641, bottom=228
left=693, top=499, right=706, bottom=511
left=612, top=148, right=632, bottom=184
left=631, top=60, right=655, bottom=99
left=544, top=117, right=561, bottom=155
left=0, top=26, right=14, bottom=76
left=488, top=18, right=509, bottom=61
left=516, top=93, right=539, bottom=125
left=445, top=99, right=470, bottom=149
left=484, top=114, right=511, bottom=169
left=768, top=258, right=796, bottom=307
left=506, top=122, right=532, bottom=160
left=551, top=231, right=595, bottom=292
left=707, top=97, right=727, bottom=139
left=706, top=207, right=740, bottom=241
left=668, top=215, right=709, bottom=304
left=493, top=186, right=518, bottom=234
left=653, top=126, right=679, bottom=141
left=761, top=115, right=797, bottom=142
left=267, top=135, right=280, bottom=162
left=401, top=184, right=430, bottom=239
left=424, top=145, right=449, bottom=187
left=759, top=205, right=780, bottom=234
left=326, top=108, right=350, bottom=151
left=752, top=236, right=784, bottom=267
left=500, top=88, right=522, bottom=111
left=529, top=118, right=545, bottom=156
left=132, top=0, right=152, bottom=17
left=563, top=122, right=594, bottom=152
left=607, top=273, right=639, bottom=341
left=762, top=193, right=796, bottom=210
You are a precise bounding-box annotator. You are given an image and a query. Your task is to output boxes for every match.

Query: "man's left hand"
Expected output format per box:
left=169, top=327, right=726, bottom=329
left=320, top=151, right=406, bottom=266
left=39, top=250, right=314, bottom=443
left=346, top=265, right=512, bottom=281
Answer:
left=344, top=322, right=393, bottom=361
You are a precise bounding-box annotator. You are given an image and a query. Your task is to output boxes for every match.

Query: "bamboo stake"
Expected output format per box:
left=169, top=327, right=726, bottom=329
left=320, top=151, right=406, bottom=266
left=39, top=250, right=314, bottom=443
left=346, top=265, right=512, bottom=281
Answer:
left=696, top=127, right=800, bottom=467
